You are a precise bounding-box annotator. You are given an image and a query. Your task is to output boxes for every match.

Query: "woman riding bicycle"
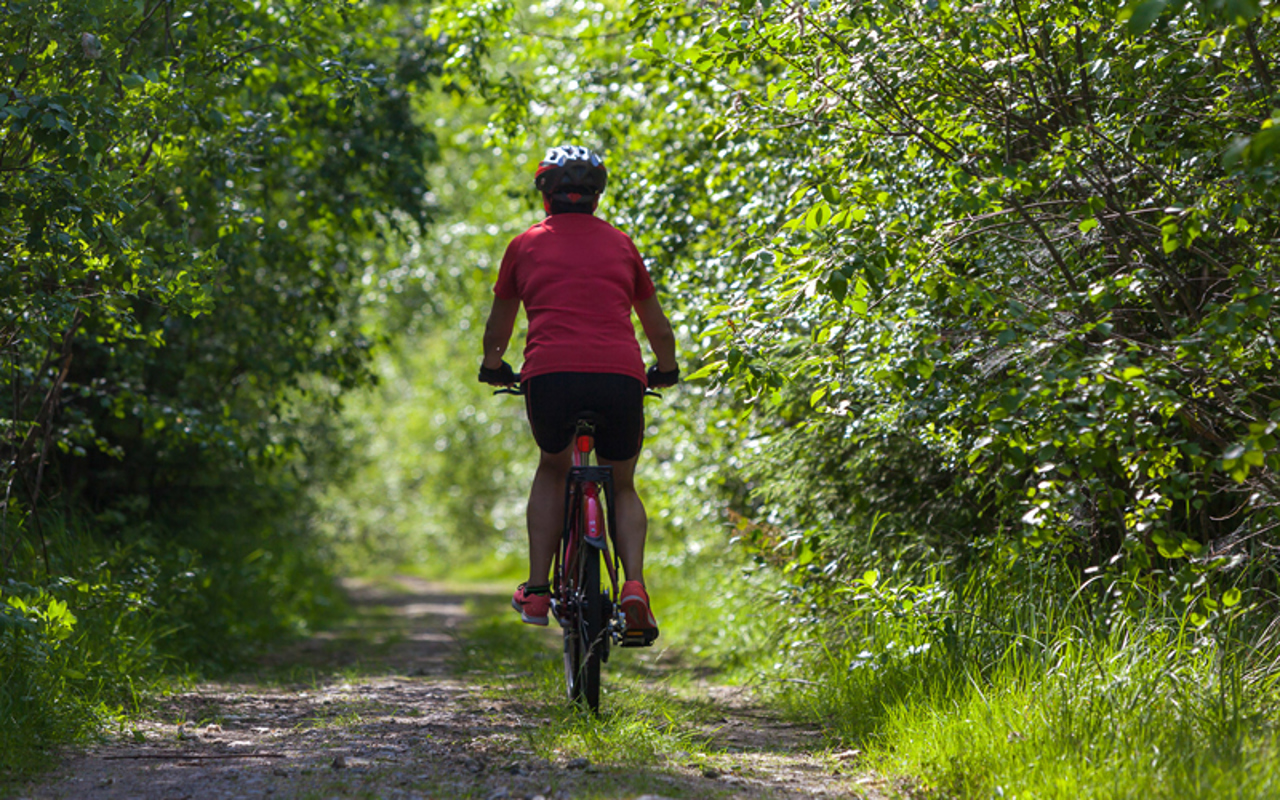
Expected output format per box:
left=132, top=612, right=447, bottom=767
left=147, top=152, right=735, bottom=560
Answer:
left=478, top=144, right=678, bottom=641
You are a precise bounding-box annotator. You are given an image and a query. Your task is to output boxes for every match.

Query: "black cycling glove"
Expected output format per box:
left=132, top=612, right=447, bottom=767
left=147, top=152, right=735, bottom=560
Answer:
left=478, top=360, right=517, bottom=385
left=646, top=364, right=680, bottom=388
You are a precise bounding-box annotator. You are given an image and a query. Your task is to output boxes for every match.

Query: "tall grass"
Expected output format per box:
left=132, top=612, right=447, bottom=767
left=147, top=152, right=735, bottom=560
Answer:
left=2, top=530, right=168, bottom=776
left=772, top=561, right=1280, bottom=798
left=1, top=478, right=349, bottom=780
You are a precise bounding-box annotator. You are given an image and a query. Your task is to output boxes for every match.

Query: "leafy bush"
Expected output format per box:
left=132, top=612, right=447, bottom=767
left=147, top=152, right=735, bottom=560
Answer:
left=0, top=0, right=441, bottom=772
left=1, top=583, right=95, bottom=772
left=1, top=545, right=173, bottom=774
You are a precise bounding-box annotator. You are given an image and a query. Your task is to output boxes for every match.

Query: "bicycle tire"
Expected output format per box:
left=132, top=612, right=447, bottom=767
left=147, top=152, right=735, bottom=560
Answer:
left=562, top=489, right=604, bottom=713
left=580, top=542, right=603, bottom=712
left=562, top=489, right=584, bottom=705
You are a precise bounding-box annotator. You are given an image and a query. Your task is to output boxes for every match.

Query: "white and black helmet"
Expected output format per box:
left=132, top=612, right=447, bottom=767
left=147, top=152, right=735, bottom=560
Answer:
left=534, top=145, right=608, bottom=196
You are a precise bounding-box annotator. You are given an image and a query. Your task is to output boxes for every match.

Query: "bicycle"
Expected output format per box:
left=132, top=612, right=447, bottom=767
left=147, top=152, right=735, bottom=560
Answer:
left=496, top=382, right=659, bottom=713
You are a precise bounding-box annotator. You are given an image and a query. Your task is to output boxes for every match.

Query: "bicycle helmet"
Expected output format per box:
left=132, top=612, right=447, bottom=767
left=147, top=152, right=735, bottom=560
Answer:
left=534, top=145, right=608, bottom=198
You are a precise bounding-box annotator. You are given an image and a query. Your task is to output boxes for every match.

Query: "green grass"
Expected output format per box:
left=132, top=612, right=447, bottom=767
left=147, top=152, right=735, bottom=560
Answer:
left=454, top=589, right=719, bottom=759
left=445, top=572, right=800, bottom=800
left=869, top=653, right=1280, bottom=799
left=769, top=565, right=1280, bottom=799
left=641, top=542, right=783, bottom=685
left=1, top=493, right=350, bottom=784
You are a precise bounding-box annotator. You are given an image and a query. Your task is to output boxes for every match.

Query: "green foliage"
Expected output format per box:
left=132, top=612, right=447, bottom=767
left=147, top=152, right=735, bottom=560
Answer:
left=612, top=0, right=1280, bottom=585
left=1, top=0, right=439, bottom=542
left=317, top=336, right=534, bottom=570
left=0, top=0, right=441, bottom=772
left=1, top=583, right=93, bottom=773
left=0, top=474, right=352, bottom=776
left=1, top=536, right=168, bottom=774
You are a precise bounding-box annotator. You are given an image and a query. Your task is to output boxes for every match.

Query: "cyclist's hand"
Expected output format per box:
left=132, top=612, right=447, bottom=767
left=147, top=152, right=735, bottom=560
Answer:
left=479, top=360, right=517, bottom=385
left=646, top=364, right=680, bottom=388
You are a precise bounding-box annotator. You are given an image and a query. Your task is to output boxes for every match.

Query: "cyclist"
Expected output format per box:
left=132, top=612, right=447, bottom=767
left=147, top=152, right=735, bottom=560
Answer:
left=478, top=144, right=678, bottom=642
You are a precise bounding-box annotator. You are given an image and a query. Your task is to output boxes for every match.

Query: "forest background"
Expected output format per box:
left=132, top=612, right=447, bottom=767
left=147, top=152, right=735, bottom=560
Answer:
left=3, top=0, right=1280, bottom=796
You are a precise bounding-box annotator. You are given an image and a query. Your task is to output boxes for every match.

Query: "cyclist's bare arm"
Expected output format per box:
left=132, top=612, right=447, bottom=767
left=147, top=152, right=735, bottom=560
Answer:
left=483, top=296, right=521, bottom=369
left=634, top=295, right=677, bottom=372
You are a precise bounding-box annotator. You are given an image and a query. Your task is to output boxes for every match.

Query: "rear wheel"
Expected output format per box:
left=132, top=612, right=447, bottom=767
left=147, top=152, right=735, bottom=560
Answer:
left=562, top=500, right=604, bottom=713
left=563, top=547, right=602, bottom=712
left=579, top=545, right=602, bottom=711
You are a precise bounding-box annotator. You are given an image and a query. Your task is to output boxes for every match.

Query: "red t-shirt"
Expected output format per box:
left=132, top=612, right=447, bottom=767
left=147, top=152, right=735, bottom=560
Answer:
left=493, top=214, right=656, bottom=383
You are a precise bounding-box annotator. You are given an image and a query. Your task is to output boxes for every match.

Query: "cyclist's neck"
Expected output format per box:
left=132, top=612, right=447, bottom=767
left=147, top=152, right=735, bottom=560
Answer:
left=548, top=201, right=597, bottom=215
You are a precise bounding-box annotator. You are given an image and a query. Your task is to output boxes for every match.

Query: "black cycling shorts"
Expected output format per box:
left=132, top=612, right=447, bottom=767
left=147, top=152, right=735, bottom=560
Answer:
left=525, top=372, right=645, bottom=461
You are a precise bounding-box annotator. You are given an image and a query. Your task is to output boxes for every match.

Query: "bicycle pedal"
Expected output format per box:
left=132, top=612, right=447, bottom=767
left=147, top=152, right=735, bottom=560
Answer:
left=620, top=629, right=659, bottom=648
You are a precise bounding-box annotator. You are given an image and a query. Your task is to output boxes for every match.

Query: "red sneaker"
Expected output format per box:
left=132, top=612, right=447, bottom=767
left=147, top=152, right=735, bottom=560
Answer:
left=511, top=583, right=550, bottom=626
left=619, top=580, right=659, bottom=636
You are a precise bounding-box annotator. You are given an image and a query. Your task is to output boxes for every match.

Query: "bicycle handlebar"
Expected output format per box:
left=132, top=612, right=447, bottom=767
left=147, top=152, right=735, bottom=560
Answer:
left=491, top=383, right=663, bottom=399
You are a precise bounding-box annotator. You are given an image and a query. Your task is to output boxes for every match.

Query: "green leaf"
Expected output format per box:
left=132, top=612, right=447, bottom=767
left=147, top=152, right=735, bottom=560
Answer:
left=1223, top=135, right=1250, bottom=168
left=1078, top=217, right=1099, bottom=233
left=1153, top=533, right=1188, bottom=558
left=797, top=544, right=815, bottom=566
left=685, top=360, right=726, bottom=381
left=1246, top=126, right=1280, bottom=165
left=1223, top=587, right=1242, bottom=608
left=1223, top=0, right=1261, bottom=24
left=806, top=203, right=831, bottom=229
left=1118, top=0, right=1167, bottom=34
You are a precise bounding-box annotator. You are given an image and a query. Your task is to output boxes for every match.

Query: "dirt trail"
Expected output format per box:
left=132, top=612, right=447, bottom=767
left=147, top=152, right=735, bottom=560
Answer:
left=12, top=577, right=887, bottom=800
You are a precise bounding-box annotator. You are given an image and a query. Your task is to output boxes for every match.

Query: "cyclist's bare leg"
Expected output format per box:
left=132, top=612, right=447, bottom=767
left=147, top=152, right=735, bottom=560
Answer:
left=527, top=444, right=573, bottom=585
left=598, top=453, right=645, bottom=585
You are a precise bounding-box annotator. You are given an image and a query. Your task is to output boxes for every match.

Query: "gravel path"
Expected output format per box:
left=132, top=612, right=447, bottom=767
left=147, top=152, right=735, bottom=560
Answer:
left=12, top=577, right=889, bottom=800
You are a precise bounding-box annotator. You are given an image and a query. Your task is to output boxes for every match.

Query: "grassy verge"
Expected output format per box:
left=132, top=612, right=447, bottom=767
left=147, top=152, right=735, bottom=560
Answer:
left=768, top=563, right=1280, bottom=799
left=0, top=494, right=348, bottom=783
